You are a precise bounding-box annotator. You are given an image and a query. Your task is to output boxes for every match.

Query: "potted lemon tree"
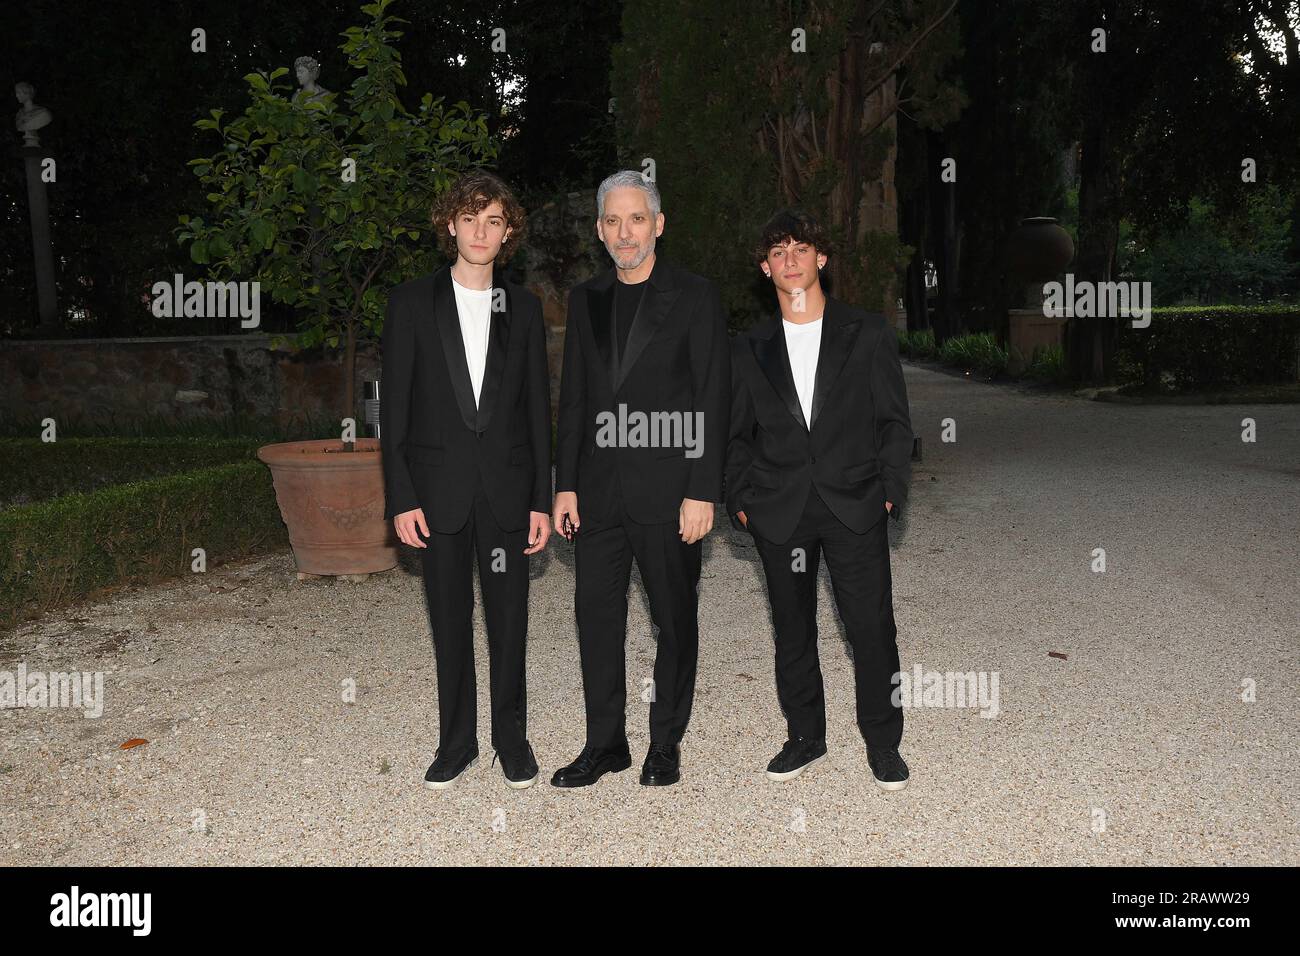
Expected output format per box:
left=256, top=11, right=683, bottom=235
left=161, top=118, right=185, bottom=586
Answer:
left=178, top=0, right=497, bottom=576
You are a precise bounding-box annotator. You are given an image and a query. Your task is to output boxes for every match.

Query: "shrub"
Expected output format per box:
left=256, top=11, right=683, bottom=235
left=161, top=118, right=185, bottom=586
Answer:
left=1117, top=305, right=1300, bottom=392
left=0, top=437, right=265, bottom=510
left=937, top=332, right=1008, bottom=378
left=1, top=461, right=287, bottom=634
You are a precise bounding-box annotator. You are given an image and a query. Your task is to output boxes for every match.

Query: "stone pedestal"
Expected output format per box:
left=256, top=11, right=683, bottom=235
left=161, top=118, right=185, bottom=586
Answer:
left=1008, top=308, right=1066, bottom=373
left=22, top=145, right=58, bottom=333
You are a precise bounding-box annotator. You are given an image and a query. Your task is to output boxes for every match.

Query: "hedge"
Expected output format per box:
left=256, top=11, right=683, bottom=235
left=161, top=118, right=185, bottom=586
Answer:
left=1116, top=305, right=1299, bottom=391
left=897, top=306, right=1300, bottom=391
left=0, top=437, right=267, bottom=510
left=1, top=460, right=287, bottom=634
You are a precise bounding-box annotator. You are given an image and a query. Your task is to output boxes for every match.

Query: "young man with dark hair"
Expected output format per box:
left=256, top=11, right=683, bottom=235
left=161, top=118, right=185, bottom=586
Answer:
left=726, top=209, right=914, bottom=789
left=380, top=170, right=552, bottom=790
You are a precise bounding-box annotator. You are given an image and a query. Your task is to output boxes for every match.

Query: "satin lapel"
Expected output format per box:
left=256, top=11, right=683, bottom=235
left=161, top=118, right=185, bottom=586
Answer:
left=750, top=318, right=807, bottom=431
left=475, top=270, right=512, bottom=432
left=433, top=266, right=478, bottom=432
left=616, top=258, right=680, bottom=392
left=809, top=302, right=862, bottom=430
left=587, top=278, right=617, bottom=390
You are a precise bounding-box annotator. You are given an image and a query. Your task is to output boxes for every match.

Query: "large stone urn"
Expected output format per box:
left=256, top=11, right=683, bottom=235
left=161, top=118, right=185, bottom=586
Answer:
left=257, top=438, right=399, bottom=576
left=1005, top=216, right=1075, bottom=373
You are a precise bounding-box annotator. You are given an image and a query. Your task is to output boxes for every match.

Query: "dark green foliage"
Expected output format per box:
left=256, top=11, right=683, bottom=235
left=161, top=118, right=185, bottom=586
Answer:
left=937, top=332, right=1009, bottom=377
left=178, top=0, right=499, bottom=421
left=611, top=0, right=959, bottom=329
left=1118, top=306, right=1300, bottom=392
left=0, top=437, right=266, bottom=510
left=898, top=328, right=937, bottom=359
left=0, top=460, right=287, bottom=635
left=1021, top=345, right=1068, bottom=385
left=0, top=411, right=334, bottom=443
left=3, top=0, right=619, bottom=338
left=1121, top=187, right=1298, bottom=306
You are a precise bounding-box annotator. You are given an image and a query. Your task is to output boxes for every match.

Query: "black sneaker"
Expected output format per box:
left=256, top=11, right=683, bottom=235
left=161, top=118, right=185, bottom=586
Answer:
left=550, top=744, right=633, bottom=788
left=424, top=746, right=479, bottom=790
left=495, top=742, right=539, bottom=790
left=765, top=736, right=827, bottom=781
left=866, top=745, right=909, bottom=791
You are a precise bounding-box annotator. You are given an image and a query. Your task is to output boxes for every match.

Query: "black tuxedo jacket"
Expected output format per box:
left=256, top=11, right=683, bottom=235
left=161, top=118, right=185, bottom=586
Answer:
left=379, top=265, right=552, bottom=533
left=725, top=298, right=913, bottom=545
left=555, top=257, right=729, bottom=529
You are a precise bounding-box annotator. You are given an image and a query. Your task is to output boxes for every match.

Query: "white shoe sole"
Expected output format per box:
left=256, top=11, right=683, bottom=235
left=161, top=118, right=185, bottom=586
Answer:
left=424, top=755, right=478, bottom=790
left=504, top=772, right=538, bottom=790
left=872, top=775, right=908, bottom=792
left=765, top=753, right=826, bottom=782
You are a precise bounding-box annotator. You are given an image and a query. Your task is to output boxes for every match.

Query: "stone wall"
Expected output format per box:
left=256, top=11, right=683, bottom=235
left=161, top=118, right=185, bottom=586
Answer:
left=1, top=190, right=606, bottom=432
left=1, top=334, right=379, bottom=431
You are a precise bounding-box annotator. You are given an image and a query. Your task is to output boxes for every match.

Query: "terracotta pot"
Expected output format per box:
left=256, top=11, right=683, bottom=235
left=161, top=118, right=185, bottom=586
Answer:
left=257, top=438, right=399, bottom=575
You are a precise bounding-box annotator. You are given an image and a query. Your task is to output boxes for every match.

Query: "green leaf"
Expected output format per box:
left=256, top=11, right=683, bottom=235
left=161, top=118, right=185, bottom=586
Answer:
left=249, top=218, right=273, bottom=250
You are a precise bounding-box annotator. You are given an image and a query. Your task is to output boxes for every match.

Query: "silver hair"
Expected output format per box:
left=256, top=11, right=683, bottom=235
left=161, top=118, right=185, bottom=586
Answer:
left=596, top=170, right=661, bottom=219
left=294, top=56, right=321, bottom=77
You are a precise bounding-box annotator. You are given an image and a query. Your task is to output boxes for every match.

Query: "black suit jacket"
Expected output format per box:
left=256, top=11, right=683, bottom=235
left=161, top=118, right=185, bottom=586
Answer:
left=379, top=265, right=552, bottom=533
left=555, top=257, right=729, bottom=530
left=725, top=298, right=913, bottom=545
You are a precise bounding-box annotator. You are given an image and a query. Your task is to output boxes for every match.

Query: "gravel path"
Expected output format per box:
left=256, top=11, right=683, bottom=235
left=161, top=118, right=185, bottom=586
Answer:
left=2, top=364, right=1296, bottom=865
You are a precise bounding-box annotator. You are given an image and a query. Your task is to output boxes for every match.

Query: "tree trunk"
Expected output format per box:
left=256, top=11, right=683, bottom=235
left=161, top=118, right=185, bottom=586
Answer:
left=343, top=316, right=357, bottom=451
left=1071, top=116, right=1121, bottom=385
left=902, top=187, right=929, bottom=332
left=824, top=15, right=869, bottom=304
left=927, top=128, right=957, bottom=347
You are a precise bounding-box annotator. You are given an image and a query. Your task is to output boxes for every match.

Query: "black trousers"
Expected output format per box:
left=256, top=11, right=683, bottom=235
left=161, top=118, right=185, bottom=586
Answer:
left=751, top=485, right=903, bottom=749
left=573, top=506, right=703, bottom=750
left=419, top=476, right=529, bottom=756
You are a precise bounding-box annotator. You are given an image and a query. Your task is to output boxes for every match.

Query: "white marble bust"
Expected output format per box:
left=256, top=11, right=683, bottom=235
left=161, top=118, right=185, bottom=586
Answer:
left=15, top=81, right=52, bottom=146
left=294, top=56, right=330, bottom=102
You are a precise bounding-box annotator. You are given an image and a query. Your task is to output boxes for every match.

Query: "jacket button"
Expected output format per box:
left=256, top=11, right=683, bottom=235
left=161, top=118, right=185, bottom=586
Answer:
left=810, top=456, right=817, bottom=464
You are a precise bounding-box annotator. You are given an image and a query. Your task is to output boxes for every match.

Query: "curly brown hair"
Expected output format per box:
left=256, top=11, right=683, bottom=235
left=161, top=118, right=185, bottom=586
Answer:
left=431, top=170, right=528, bottom=263
left=754, top=208, right=834, bottom=265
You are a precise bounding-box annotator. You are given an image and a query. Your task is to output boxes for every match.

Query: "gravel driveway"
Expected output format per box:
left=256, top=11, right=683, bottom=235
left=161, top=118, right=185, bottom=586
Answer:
left=2, top=363, right=1296, bottom=865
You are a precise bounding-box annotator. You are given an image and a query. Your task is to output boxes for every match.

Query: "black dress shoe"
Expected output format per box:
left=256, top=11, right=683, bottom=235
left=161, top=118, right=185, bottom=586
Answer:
left=639, top=742, right=681, bottom=786
left=549, top=745, right=632, bottom=788
left=765, top=736, right=827, bottom=781
left=495, top=741, right=539, bottom=790
left=424, top=745, right=479, bottom=790
left=867, top=745, right=910, bottom=791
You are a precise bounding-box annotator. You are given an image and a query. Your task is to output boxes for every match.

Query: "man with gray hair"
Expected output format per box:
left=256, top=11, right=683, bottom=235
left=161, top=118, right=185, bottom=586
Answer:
left=551, top=171, right=730, bottom=788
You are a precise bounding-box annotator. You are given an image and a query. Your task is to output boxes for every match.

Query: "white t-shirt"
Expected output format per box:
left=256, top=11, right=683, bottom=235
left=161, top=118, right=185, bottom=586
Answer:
left=451, top=276, right=494, bottom=407
left=782, top=316, right=823, bottom=427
